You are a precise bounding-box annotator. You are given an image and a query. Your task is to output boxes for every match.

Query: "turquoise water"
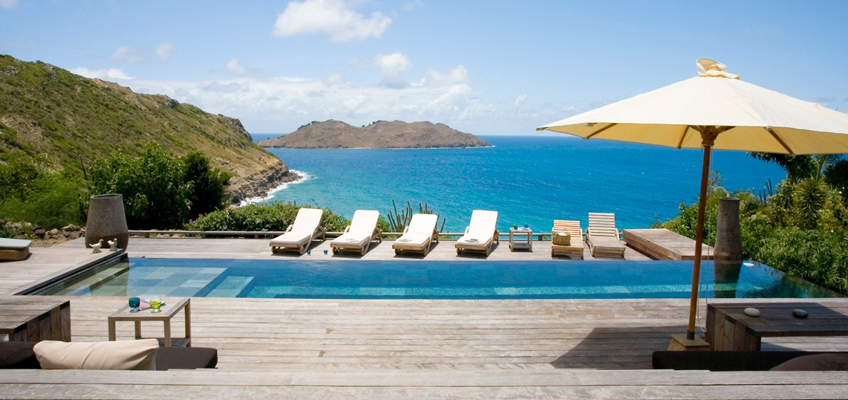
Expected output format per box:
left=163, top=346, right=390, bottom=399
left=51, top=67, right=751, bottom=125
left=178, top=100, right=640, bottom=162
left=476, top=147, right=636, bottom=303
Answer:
left=38, top=258, right=838, bottom=299
left=252, top=135, right=785, bottom=232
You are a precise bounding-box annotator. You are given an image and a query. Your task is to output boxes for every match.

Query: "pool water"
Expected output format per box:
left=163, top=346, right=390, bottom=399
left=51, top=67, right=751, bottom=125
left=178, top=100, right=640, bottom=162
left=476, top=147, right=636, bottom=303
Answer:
left=35, top=258, right=840, bottom=299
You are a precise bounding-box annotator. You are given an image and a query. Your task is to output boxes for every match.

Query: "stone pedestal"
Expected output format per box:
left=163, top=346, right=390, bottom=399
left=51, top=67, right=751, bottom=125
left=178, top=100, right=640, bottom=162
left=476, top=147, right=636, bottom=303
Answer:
left=85, top=194, right=129, bottom=249
left=714, top=197, right=742, bottom=262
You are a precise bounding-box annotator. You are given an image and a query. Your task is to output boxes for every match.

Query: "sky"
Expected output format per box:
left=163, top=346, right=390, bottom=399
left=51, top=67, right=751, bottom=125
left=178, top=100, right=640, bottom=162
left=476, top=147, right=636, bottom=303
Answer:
left=2, top=0, right=848, bottom=136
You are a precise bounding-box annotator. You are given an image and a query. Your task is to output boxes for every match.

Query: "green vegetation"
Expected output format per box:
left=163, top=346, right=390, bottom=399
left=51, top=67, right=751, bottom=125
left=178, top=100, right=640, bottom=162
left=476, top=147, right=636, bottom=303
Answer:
left=89, top=144, right=231, bottom=229
left=656, top=155, right=848, bottom=295
left=186, top=201, right=353, bottom=233
left=0, top=154, right=85, bottom=230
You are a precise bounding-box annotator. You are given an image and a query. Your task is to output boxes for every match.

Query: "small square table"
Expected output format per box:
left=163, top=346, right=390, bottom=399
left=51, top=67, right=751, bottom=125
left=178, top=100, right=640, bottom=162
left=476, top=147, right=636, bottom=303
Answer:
left=508, top=228, right=533, bottom=252
left=108, top=297, right=191, bottom=347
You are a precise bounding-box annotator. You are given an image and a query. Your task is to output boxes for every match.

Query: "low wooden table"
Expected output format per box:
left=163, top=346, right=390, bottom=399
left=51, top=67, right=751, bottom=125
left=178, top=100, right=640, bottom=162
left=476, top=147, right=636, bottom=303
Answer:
left=707, top=302, right=848, bottom=351
left=108, top=297, right=191, bottom=347
left=0, top=297, right=70, bottom=342
left=508, top=228, right=532, bottom=252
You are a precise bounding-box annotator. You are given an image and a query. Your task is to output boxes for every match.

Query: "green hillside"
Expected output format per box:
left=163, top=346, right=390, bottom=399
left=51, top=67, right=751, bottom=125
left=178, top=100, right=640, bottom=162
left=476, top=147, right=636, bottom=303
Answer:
left=0, top=55, right=289, bottom=201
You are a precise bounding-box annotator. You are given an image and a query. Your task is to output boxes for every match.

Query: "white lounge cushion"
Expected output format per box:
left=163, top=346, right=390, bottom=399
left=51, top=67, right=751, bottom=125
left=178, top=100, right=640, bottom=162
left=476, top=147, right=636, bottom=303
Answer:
left=406, top=214, right=438, bottom=234
left=270, top=208, right=323, bottom=246
left=331, top=210, right=378, bottom=248
left=457, top=210, right=498, bottom=250
left=466, top=210, right=498, bottom=235
left=393, top=214, right=438, bottom=250
left=34, top=339, right=158, bottom=370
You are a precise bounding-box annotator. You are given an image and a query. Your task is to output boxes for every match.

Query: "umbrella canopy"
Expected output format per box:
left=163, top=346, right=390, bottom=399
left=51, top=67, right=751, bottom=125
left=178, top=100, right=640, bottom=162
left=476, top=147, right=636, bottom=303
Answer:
left=539, top=60, right=848, bottom=155
left=537, top=58, right=848, bottom=341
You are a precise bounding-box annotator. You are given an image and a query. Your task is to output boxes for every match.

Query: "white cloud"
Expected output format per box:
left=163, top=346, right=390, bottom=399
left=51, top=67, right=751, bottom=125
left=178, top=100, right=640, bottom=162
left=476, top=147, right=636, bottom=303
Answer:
left=155, top=43, right=173, bottom=62
left=273, top=0, right=391, bottom=42
left=514, top=94, right=527, bottom=107
left=112, top=46, right=145, bottom=63
left=70, top=67, right=135, bottom=81
left=0, top=0, right=18, bottom=9
left=225, top=58, right=247, bottom=75
left=414, top=65, right=469, bottom=88
left=374, top=52, right=412, bottom=88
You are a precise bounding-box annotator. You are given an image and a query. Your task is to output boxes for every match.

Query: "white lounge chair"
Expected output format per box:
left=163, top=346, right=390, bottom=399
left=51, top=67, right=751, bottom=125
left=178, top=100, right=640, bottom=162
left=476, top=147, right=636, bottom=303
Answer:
left=330, top=210, right=382, bottom=256
left=392, top=214, right=439, bottom=256
left=455, top=210, right=499, bottom=256
left=586, top=212, right=625, bottom=258
left=269, top=208, right=326, bottom=254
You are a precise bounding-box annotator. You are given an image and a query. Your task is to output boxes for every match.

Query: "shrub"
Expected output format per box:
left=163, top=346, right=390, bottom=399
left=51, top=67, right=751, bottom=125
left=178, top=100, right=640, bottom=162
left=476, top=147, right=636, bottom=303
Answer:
left=751, top=229, right=848, bottom=295
left=0, top=155, right=85, bottom=229
left=186, top=201, right=349, bottom=233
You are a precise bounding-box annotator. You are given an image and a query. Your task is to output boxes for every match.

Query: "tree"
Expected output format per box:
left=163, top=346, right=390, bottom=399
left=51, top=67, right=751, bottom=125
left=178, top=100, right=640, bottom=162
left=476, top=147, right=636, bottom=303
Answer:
left=89, top=144, right=191, bottom=229
left=182, top=152, right=231, bottom=220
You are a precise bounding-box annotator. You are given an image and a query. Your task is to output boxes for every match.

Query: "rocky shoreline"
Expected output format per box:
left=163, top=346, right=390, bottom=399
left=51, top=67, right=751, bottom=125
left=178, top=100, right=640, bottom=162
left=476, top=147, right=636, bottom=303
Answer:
left=227, top=163, right=301, bottom=205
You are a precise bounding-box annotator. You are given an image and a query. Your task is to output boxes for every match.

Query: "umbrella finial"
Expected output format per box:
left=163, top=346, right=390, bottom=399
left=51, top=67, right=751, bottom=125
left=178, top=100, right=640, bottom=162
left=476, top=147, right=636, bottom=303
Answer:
left=697, top=58, right=739, bottom=80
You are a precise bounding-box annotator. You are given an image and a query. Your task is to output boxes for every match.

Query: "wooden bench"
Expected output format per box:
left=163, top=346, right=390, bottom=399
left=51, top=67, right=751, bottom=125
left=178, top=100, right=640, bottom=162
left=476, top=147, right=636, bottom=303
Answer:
left=622, top=228, right=713, bottom=260
left=707, top=302, right=848, bottom=351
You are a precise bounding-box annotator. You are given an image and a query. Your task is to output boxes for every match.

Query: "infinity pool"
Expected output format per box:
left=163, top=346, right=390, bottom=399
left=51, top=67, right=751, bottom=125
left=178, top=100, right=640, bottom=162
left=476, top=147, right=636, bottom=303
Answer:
left=34, top=257, right=840, bottom=299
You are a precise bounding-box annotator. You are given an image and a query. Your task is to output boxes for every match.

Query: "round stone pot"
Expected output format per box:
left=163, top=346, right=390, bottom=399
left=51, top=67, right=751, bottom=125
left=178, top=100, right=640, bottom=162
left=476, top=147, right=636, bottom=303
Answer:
left=85, top=194, right=129, bottom=249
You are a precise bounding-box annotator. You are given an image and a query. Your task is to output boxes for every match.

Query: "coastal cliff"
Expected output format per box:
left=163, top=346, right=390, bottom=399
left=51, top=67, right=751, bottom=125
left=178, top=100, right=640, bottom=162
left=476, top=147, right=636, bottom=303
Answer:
left=0, top=55, right=294, bottom=203
left=258, top=120, right=490, bottom=149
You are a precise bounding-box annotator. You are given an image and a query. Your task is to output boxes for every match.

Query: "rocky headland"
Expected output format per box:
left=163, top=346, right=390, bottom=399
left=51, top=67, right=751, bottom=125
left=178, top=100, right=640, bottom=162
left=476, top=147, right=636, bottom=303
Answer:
left=257, top=120, right=490, bottom=149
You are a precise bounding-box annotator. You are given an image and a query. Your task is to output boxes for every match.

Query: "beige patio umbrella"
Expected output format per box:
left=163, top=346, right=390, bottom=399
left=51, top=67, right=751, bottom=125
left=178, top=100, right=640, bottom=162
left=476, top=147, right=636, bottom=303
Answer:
left=537, top=58, right=848, bottom=342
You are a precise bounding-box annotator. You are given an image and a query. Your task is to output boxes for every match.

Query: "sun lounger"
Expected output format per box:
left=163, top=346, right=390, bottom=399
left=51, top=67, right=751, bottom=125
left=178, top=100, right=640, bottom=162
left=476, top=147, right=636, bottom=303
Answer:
left=551, top=220, right=584, bottom=259
left=586, top=212, right=625, bottom=258
left=392, top=214, right=439, bottom=256
left=330, top=210, right=382, bottom=256
left=0, top=238, right=31, bottom=261
left=269, top=208, right=326, bottom=254
left=455, top=210, right=499, bottom=256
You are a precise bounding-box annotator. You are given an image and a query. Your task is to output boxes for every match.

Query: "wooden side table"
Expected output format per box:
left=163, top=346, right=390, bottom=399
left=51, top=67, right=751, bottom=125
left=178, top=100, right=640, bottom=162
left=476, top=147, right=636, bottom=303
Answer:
left=0, top=297, right=70, bottom=342
left=108, top=297, right=191, bottom=347
left=508, top=228, right=533, bottom=251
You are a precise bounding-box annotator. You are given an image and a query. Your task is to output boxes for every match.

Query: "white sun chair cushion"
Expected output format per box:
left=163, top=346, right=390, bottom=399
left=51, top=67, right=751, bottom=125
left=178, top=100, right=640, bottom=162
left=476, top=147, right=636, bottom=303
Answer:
left=269, top=208, right=325, bottom=253
left=331, top=210, right=381, bottom=253
left=392, top=214, right=439, bottom=254
left=456, top=210, right=499, bottom=253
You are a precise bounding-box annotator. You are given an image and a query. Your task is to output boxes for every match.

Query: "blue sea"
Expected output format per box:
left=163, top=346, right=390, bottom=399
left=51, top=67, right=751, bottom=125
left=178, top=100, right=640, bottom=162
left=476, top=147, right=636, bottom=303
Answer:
left=251, top=134, right=785, bottom=233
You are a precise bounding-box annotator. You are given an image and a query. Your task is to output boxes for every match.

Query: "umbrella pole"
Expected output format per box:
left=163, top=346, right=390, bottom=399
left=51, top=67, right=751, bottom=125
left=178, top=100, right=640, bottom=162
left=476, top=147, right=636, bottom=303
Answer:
left=687, top=131, right=716, bottom=340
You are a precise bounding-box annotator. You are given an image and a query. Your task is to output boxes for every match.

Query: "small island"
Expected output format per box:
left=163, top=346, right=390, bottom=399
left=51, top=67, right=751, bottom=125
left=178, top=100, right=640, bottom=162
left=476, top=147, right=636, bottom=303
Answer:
left=257, top=120, right=490, bottom=149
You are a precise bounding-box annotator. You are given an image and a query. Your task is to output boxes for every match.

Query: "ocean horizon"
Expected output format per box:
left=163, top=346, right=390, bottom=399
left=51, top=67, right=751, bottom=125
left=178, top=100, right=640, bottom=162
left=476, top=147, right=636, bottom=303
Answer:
left=250, top=134, right=786, bottom=233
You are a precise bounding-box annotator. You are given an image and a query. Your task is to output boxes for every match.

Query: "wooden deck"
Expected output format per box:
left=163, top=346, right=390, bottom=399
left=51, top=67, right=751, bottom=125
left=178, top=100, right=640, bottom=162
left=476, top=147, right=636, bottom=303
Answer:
left=1, top=238, right=847, bottom=399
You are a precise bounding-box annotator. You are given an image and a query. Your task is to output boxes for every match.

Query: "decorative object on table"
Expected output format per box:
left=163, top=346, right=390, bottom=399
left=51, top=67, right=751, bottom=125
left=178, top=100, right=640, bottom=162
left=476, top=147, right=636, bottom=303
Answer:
left=85, top=194, right=129, bottom=250
left=512, top=224, right=517, bottom=229
left=744, top=307, right=760, bottom=317
left=90, top=241, right=102, bottom=254
left=793, top=309, right=809, bottom=319
left=108, top=239, right=119, bottom=252
left=128, top=297, right=140, bottom=313
left=149, top=297, right=162, bottom=313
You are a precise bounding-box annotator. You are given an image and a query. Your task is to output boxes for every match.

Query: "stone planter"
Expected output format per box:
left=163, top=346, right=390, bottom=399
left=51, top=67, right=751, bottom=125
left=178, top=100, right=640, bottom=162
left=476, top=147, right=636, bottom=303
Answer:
left=85, top=194, right=129, bottom=249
